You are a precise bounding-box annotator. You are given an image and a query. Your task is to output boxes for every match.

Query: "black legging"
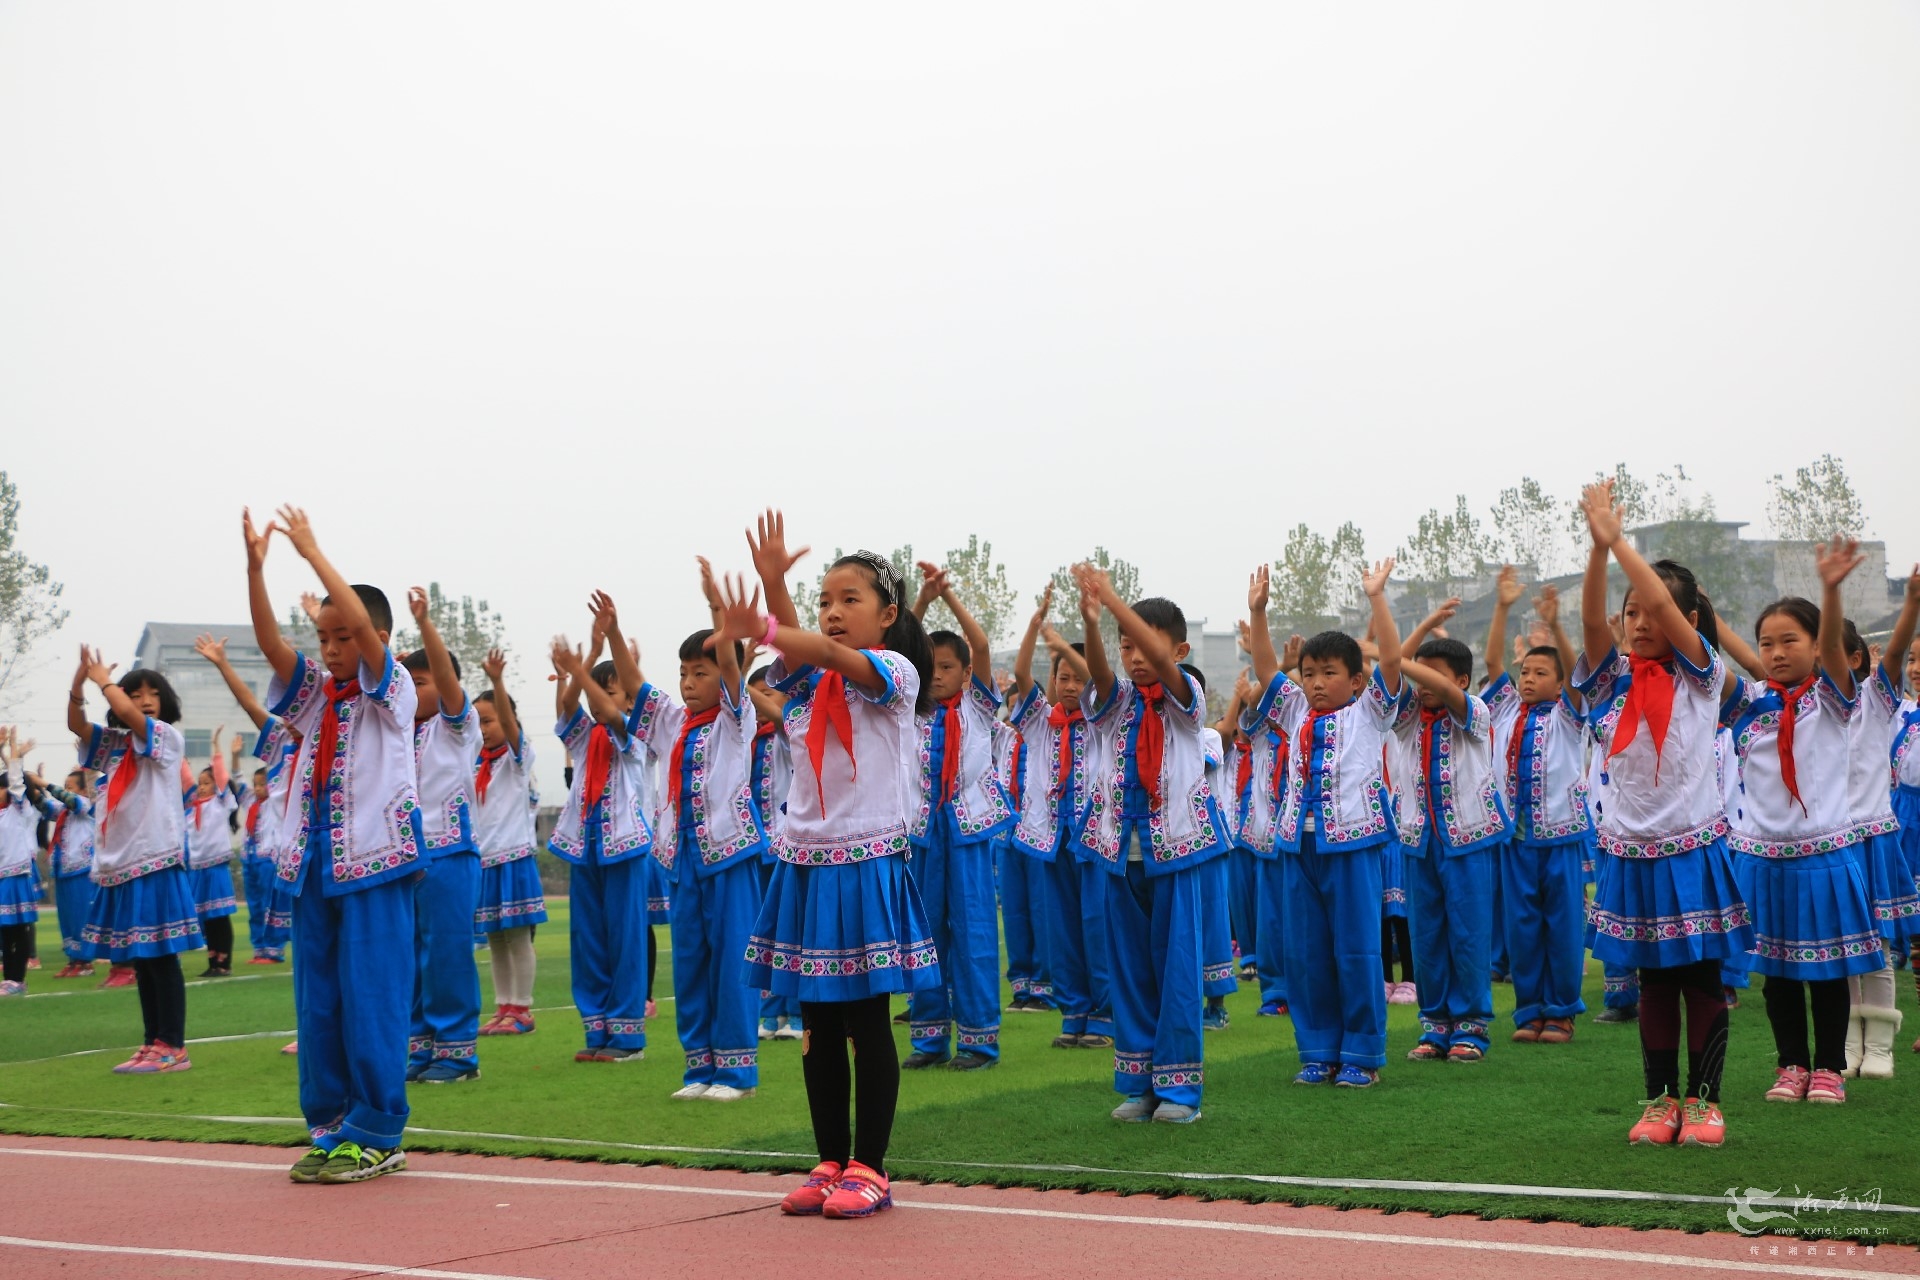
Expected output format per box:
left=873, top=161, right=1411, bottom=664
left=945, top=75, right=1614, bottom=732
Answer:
left=1, top=923, right=30, bottom=983
left=1638, top=959, right=1728, bottom=1102
left=1380, top=917, right=1414, bottom=984
left=202, top=916, right=234, bottom=960
left=1762, top=975, right=1850, bottom=1073
left=799, top=994, right=900, bottom=1174
left=646, top=926, right=657, bottom=1001
left=132, top=955, right=187, bottom=1048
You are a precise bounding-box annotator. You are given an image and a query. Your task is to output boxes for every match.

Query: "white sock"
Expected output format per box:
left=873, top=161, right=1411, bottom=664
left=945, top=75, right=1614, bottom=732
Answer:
left=1862, top=961, right=1896, bottom=1011
left=488, top=932, right=520, bottom=1007
left=490, top=927, right=536, bottom=1007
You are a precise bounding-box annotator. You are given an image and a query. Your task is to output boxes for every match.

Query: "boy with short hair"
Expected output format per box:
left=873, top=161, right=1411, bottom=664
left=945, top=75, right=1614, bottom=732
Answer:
left=1070, top=563, right=1230, bottom=1123
left=30, top=767, right=97, bottom=978
left=247, top=506, right=421, bottom=1185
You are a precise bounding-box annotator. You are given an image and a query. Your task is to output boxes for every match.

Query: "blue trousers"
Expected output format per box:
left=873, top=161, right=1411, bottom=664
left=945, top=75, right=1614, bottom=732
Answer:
left=1198, top=853, right=1238, bottom=997
left=569, top=856, right=649, bottom=1050
left=293, top=864, right=414, bottom=1151
left=670, top=850, right=762, bottom=1090
left=755, top=859, right=801, bottom=1027
left=1228, top=847, right=1260, bottom=971
left=1500, top=839, right=1589, bottom=1026
left=1253, top=855, right=1290, bottom=1007
left=1281, top=836, right=1385, bottom=1067
left=1105, top=848, right=1207, bottom=1107
left=1490, top=845, right=1510, bottom=977
left=999, top=842, right=1053, bottom=1005
left=54, top=874, right=92, bottom=961
left=911, top=816, right=1002, bottom=1059
left=1602, top=961, right=1640, bottom=1010
left=1408, top=832, right=1495, bottom=1052
left=410, top=851, right=482, bottom=1073
left=243, top=858, right=271, bottom=950
left=1045, top=842, right=1113, bottom=1038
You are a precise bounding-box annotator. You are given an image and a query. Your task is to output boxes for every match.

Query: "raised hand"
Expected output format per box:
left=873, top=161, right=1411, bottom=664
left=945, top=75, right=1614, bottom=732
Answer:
left=550, top=636, right=585, bottom=677
left=1495, top=565, right=1523, bottom=608
left=1234, top=667, right=1255, bottom=706
left=231, top=733, right=246, bottom=754
left=407, top=586, right=431, bottom=625
left=1362, top=557, right=1395, bottom=600
left=1905, top=563, right=1920, bottom=604
left=1248, top=564, right=1271, bottom=614
left=1282, top=632, right=1304, bottom=672
left=300, top=592, right=323, bottom=623
left=1815, top=535, right=1865, bottom=589
left=707, top=573, right=766, bottom=648
left=1073, top=564, right=1102, bottom=625
left=273, top=505, right=318, bottom=558
left=747, top=509, right=810, bottom=584
left=696, top=557, right=724, bottom=611
left=1424, top=596, right=1462, bottom=631
left=1534, top=582, right=1560, bottom=626
left=483, top=648, right=507, bottom=683
left=1580, top=479, right=1623, bottom=549
left=1031, top=582, right=1053, bottom=629
left=194, top=634, right=228, bottom=664
left=82, top=646, right=117, bottom=688
left=1040, top=623, right=1072, bottom=656
left=1236, top=619, right=1251, bottom=653
left=242, top=508, right=276, bottom=570
left=913, top=561, right=949, bottom=612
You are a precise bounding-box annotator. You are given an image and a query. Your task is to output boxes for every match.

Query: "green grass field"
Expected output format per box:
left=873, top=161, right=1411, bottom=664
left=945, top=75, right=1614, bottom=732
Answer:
left=3, top=901, right=1916, bottom=1244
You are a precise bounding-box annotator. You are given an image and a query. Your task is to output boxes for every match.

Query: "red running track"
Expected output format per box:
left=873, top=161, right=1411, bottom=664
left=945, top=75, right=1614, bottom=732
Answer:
left=1, top=1135, right=1915, bottom=1280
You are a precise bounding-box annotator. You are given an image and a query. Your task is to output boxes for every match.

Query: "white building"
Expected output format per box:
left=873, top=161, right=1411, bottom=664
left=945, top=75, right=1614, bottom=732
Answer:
left=131, top=623, right=276, bottom=766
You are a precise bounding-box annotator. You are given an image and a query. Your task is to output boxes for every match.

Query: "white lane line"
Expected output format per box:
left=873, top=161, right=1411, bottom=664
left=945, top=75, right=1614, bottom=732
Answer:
left=0, top=1028, right=297, bottom=1070
left=0, top=1235, right=545, bottom=1280
left=0, top=1146, right=1905, bottom=1278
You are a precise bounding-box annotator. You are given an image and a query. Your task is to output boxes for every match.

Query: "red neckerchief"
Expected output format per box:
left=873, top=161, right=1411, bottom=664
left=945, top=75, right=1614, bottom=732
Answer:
left=1298, top=708, right=1339, bottom=780
left=475, top=742, right=511, bottom=804
left=245, top=796, right=263, bottom=838
left=579, top=723, right=615, bottom=822
left=1234, top=744, right=1253, bottom=801
left=755, top=719, right=779, bottom=742
left=935, top=691, right=965, bottom=805
left=668, top=705, right=723, bottom=811
left=1133, top=682, right=1167, bottom=811
left=806, top=670, right=856, bottom=814
left=310, top=677, right=362, bottom=819
left=101, top=735, right=142, bottom=839
left=1608, top=656, right=1676, bottom=784
left=1007, top=737, right=1025, bottom=810
left=1419, top=706, right=1447, bottom=805
left=1047, top=704, right=1083, bottom=799
left=1767, top=673, right=1819, bottom=818
left=51, top=808, right=69, bottom=852
left=1269, top=728, right=1289, bottom=802
left=190, top=791, right=209, bottom=830
left=1507, top=701, right=1552, bottom=793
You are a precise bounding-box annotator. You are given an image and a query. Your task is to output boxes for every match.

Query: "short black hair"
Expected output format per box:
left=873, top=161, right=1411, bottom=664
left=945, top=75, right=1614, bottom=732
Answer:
left=747, top=666, right=772, bottom=688
left=320, top=584, right=393, bottom=634
left=590, top=659, right=620, bottom=690
left=113, top=669, right=182, bottom=726
left=474, top=688, right=517, bottom=714
left=399, top=649, right=462, bottom=680
left=679, top=628, right=742, bottom=667
left=253, top=767, right=268, bottom=779
left=1178, top=661, right=1207, bottom=693
left=1132, top=597, right=1187, bottom=643
left=1299, top=630, right=1362, bottom=677
left=1416, top=637, right=1474, bottom=682
left=1756, top=596, right=1820, bottom=644
left=1523, top=645, right=1565, bottom=680
left=1842, top=617, right=1870, bottom=681
left=1068, top=641, right=1086, bottom=657
left=928, top=629, right=971, bottom=669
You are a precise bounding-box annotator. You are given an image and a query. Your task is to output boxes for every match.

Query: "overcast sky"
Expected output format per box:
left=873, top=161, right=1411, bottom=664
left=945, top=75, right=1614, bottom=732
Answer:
left=4, top=3, right=1918, bottom=776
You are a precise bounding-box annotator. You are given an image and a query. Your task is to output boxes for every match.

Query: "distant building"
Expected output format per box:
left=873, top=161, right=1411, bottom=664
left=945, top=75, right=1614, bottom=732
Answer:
left=990, top=619, right=1244, bottom=717
left=132, top=623, right=275, bottom=764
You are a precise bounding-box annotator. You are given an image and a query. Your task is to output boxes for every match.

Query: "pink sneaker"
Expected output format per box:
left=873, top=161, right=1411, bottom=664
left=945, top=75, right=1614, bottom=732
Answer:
left=1805, top=1069, right=1846, bottom=1104
left=645, top=999, right=658, bottom=1019
left=1765, top=1065, right=1810, bottom=1102
left=821, top=1161, right=892, bottom=1219
left=281, top=1040, right=299, bottom=1056
left=112, top=1044, right=157, bottom=1074
left=151, top=1043, right=193, bottom=1073
left=780, top=1161, right=843, bottom=1215
left=1390, top=982, right=1418, bottom=1005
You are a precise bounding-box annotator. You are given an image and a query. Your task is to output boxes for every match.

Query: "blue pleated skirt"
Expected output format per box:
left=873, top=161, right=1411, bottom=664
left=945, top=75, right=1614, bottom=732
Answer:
left=1197, top=852, right=1237, bottom=996
left=81, top=865, right=204, bottom=961
left=1735, top=846, right=1883, bottom=980
left=1892, top=787, right=1920, bottom=899
left=746, top=853, right=942, bottom=1002
left=1380, top=840, right=1408, bottom=919
left=1852, top=827, right=1920, bottom=947
left=476, top=855, right=549, bottom=932
left=645, top=855, right=671, bottom=926
left=189, top=863, right=238, bottom=919
left=0, top=870, right=39, bottom=925
left=1589, top=836, right=1753, bottom=969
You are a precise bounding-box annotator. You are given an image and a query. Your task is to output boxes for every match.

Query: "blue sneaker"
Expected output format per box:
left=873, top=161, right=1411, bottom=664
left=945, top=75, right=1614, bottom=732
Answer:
left=405, top=1060, right=426, bottom=1083
left=1292, top=1061, right=1337, bottom=1085
left=1257, top=1001, right=1288, bottom=1018
left=1202, top=1005, right=1229, bottom=1032
left=416, top=1061, right=480, bottom=1084
left=1333, top=1064, right=1380, bottom=1089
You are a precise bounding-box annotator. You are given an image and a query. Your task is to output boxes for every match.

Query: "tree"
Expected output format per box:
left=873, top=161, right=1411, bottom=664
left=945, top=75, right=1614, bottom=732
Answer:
left=1563, top=463, right=1717, bottom=560
left=802, top=545, right=918, bottom=623
left=393, top=583, right=512, bottom=684
left=1397, top=496, right=1495, bottom=603
left=1766, top=453, right=1867, bottom=541
left=1489, top=477, right=1563, bottom=577
left=920, top=535, right=1017, bottom=647
left=1272, top=521, right=1367, bottom=621
left=0, top=471, right=68, bottom=713
left=1047, top=547, right=1144, bottom=649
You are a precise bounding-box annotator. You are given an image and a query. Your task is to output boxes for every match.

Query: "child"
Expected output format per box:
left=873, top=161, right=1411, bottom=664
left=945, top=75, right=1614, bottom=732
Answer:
left=1576, top=480, right=1753, bottom=1147
left=400, top=586, right=484, bottom=1085
left=1892, top=621, right=1920, bottom=1048
left=194, top=633, right=294, bottom=965
left=28, top=764, right=97, bottom=978
left=182, top=733, right=241, bottom=977
left=1245, top=560, right=1404, bottom=1088
left=1008, top=595, right=1114, bottom=1049
left=1485, top=572, right=1591, bottom=1045
left=904, top=561, right=1014, bottom=1070
left=1071, top=562, right=1231, bottom=1121
left=1194, top=664, right=1238, bottom=1031
left=1221, top=672, right=1263, bottom=988
left=247, top=506, right=421, bottom=1183
left=726, top=513, right=941, bottom=1218
left=473, top=647, right=546, bottom=1037
left=0, top=730, right=40, bottom=995
left=1722, top=542, right=1882, bottom=1106
left=655, top=561, right=769, bottom=1101
left=1838, top=572, right=1919, bottom=1078
left=1228, top=657, right=1293, bottom=1018
left=745, top=666, right=802, bottom=1041
left=995, top=702, right=1054, bottom=1017
left=69, top=648, right=200, bottom=1070
left=548, top=596, right=664, bottom=1065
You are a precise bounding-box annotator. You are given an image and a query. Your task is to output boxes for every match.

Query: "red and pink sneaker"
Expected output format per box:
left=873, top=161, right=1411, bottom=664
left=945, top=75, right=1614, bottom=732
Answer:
left=780, top=1161, right=844, bottom=1216
left=1678, top=1097, right=1726, bottom=1146
left=112, top=1044, right=158, bottom=1075
left=1765, top=1065, right=1810, bottom=1102
left=100, top=966, right=137, bottom=990
left=151, top=1043, right=193, bottom=1073
left=1805, top=1069, right=1846, bottom=1105
left=1627, top=1095, right=1682, bottom=1145
left=822, top=1161, right=892, bottom=1219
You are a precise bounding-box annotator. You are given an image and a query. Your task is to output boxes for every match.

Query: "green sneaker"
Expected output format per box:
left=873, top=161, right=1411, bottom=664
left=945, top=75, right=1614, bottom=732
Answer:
left=314, top=1141, right=406, bottom=1183
left=288, top=1146, right=332, bottom=1183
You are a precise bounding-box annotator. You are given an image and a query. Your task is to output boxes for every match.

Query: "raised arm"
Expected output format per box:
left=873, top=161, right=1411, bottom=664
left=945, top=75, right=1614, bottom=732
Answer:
left=1485, top=568, right=1522, bottom=682
left=550, top=642, right=581, bottom=724
left=1815, top=536, right=1865, bottom=699
left=1529, top=584, right=1577, bottom=690
left=1888, top=565, right=1920, bottom=688
left=1364, top=559, right=1402, bottom=696
left=1400, top=658, right=1469, bottom=718
left=1082, top=565, right=1187, bottom=703
left=82, top=647, right=148, bottom=742
left=747, top=509, right=809, bottom=631
left=1581, top=481, right=1708, bottom=670
left=555, top=639, right=627, bottom=731
left=484, top=648, right=521, bottom=747
left=1041, top=624, right=1089, bottom=682
left=910, top=562, right=947, bottom=621
left=1247, top=565, right=1281, bottom=685
left=1215, top=670, right=1249, bottom=740
left=276, top=506, right=389, bottom=674
left=209, top=730, right=231, bottom=792
left=584, top=591, right=644, bottom=701
left=935, top=567, right=994, bottom=688
left=408, top=587, right=467, bottom=716
left=195, top=634, right=271, bottom=731
left=244, top=508, right=298, bottom=682
left=1073, top=567, right=1117, bottom=706
left=698, top=557, right=744, bottom=702
left=1012, top=585, right=1051, bottom=702
left=707, top=574, right=893, bottom=696
left=66, top=648, right=92, bottom=741
left=1716, top=625, right=1767, bottom=681
left=1403, top=596, right=1461, bottom=658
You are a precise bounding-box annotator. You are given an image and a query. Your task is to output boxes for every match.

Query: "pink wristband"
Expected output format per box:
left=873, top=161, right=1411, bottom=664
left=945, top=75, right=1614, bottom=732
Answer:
left=762, top=614, right=781, bottom=648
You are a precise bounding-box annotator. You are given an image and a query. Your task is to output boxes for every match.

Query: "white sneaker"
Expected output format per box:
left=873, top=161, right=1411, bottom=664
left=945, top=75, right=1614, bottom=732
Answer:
left=758, top=1024, right=775, bottom=1041
left=773, top=1021, right=804, bottom=1041
left=671, top=1083, right=712, bottom=1100
left=1110, top=1094, right=1156, bottom=1122
left=702, top=1085, right=756, bottom=1101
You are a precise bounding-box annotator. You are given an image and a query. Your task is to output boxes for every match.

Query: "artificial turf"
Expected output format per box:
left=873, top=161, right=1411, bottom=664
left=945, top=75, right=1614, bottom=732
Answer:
left=2, top=900, right=1916, bottom=1245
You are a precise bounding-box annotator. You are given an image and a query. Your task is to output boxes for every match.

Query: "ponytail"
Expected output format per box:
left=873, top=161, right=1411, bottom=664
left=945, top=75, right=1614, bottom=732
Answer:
left=1646, top=558, right=1719, bottom=653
